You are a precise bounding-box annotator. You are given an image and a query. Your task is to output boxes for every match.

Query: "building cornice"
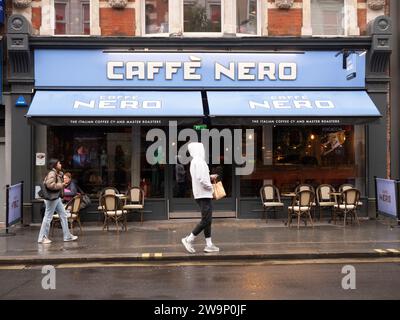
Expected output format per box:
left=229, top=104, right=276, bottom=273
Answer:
left=28, top=36, right=373, bottom=50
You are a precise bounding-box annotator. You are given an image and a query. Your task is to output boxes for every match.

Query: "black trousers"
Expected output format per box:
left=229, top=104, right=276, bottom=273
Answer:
left=192, top=198, right=213, bottom=238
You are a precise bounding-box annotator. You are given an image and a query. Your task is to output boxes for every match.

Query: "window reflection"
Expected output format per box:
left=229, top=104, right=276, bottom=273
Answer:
left=237, top=0, right=257, bottom=34
left=184, top=0, right=221, bottom=32
left=311, top=0, right=345, bottom=35
left=240, top=125, right=366, bottom=197
left=145, top=0, right=169, bottom=34
left=48, top=127, right=132, bottom=197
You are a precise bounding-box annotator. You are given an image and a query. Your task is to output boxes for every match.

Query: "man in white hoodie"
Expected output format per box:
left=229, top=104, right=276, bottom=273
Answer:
left=181, top=142, right=220, bottom=253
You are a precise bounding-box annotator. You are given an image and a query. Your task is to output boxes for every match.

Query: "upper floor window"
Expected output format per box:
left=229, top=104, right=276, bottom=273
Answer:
left=184, top=0, right=222, bottom=33
left=145, top=0, right=170, bottom=34
left=54, top=0, right=90, bottom=35
left=237, top=0, right=257, bottom=35
left=311, top=0, right=344, bottom=35
left=143, top=0, right=261, bottom=36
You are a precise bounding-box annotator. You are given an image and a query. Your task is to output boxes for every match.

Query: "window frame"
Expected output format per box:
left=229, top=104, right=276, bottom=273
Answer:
left=310, top=0, right=349, bottom=37
left=81, top=1, right=91, bottom=35
left=234, top=0, right=262, bottom=37
left=54, top=0, right=69, bottom=35
left=141, top=0, right=262, bottom=37
left=53, top=0, right=91, bottom=36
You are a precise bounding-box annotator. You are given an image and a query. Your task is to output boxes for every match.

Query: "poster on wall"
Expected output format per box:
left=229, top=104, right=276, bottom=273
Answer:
left=36, top=153, right=46, bottom=166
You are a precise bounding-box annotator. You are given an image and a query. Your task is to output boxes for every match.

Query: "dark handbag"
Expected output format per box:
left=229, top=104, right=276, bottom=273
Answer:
left=38, top=180, right=60, bottom=201
left=77, top=186, right=91, bottom=209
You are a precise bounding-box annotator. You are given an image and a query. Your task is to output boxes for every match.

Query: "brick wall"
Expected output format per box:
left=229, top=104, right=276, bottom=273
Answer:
left=268, top=0, right=302, bottom=36
left=100, top=7, right=135, bottom=36
left=5, top=0, right=390, bottom=37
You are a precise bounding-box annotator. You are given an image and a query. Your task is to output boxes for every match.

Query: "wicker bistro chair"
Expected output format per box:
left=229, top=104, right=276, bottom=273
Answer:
left=259, top=184, right=284, bottom=223
left=333, top=188, right=361, bottom=227
left=288, top=190, right=315, bottom=229
left=97, top=187, right=120, bottom=211
left=123, top=187, right=146, bottom=223
left=100, top=194, right=127, bottom=233
left=294, top=184, right=317, bottom=219
left=51, top=195, right=83, bottom=235
left=316, top=184, right=337, bottom=221
left=338, top=184, right=363, bottom=206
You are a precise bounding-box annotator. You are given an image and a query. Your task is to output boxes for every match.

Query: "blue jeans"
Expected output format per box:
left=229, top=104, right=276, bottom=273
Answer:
left=38, top=198, right=73, bottom=241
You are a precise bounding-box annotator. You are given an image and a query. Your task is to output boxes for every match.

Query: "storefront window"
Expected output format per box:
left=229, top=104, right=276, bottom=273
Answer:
left=236, top=0, right=257, bottom=35
left=184, top=0, right=222, bottom=32
left=240, top=125, right=366, bottom=197
left=140, top=127, right=166, bottom=198
left=145, top=0, right=169, bottom=34
left=46, top=127, right=132, bottom=198
left=311, top=0, right=344, bottom=35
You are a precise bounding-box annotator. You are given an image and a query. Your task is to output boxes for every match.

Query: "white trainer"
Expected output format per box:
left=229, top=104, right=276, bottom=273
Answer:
left=38, top=237, right=52, bottom=244
left=64, top=235, right=78, bottom=242
left=204, top=244, right=220, bottom=253
left=181, top=237, right=195, bottom=253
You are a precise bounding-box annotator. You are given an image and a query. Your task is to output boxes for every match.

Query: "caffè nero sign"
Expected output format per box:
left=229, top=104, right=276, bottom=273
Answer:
left=34, top=50, right=366, bottom=88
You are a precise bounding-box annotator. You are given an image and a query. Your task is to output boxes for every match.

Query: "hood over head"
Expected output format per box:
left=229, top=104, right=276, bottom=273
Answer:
left=188, top=142, right=206, bottom=160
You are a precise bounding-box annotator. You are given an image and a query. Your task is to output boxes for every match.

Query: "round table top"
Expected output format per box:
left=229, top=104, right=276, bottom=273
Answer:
left=281, top=193, right=296, bottom=197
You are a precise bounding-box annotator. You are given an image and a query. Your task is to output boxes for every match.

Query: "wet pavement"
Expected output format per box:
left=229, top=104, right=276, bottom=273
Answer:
left=1, top=260, right=400, bottom=299
left=1, top=218, right=400, bottom=264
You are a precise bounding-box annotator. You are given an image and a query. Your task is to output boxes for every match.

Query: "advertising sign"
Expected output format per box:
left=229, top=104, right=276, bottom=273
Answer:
left=376, top=178, right=398, bottom=219
left=34, top=50, right=366, bottom=89
left=6, top=182, right=23, bottom=228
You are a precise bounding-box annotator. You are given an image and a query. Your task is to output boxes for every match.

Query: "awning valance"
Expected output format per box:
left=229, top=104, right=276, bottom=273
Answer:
left=206, top=91, right=381, bottom=125
left=26, top=91, right=204, bottom=126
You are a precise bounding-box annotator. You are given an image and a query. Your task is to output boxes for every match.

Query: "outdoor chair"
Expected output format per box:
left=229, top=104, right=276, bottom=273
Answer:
left=333, top=188, right=361, bottom=227
left=97, top=187, right=120, bottom=211
left=51, top=195, right=83, bottom=235
left=288, top=190, right=315, bottom=229
left=338, top=184, right=363, bottom=206
left=294, top=184, right=316, bottom=218
left=100, top=194, right=127, bottom=233
left=316, top=184, right=337, bottom=221
left=259, top=184, right=284, bottom=223
left=123, top=187, right=146, bottom=223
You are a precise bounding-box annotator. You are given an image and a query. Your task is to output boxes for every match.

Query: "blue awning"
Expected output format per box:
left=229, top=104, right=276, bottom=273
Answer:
left=26, top=91, right=204, bottom=126
left=207, top=91, right=381, bottom=125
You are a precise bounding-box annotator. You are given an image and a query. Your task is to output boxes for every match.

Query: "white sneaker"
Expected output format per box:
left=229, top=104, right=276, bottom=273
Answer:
left=181, top=237, right=195, bottom=253
left=204, top=244, right=220, bottom=253
left=38, top=237, right=52, bottom=244
left=64, top=235, right=78, bottom=242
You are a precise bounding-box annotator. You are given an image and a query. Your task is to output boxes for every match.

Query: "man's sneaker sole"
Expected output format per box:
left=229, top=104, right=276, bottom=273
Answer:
left=38, top=239, right=52, bottom=244
left=204, top=247, right=220, bottom=253
left=181, top=238, right=195, bottom=253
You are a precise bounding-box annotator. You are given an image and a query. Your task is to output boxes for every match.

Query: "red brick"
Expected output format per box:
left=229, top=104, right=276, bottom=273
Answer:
left=268, top=9, right=302, bottom=36
left=358, top=9, right=367, bottom=35
left=100, top=8, right=136, bottom=36
left=32, top=7, right=42, bottom=32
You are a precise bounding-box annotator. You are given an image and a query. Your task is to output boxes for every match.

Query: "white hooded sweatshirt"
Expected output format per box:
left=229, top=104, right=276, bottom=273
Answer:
left=188, top=142, right=213, bottom=199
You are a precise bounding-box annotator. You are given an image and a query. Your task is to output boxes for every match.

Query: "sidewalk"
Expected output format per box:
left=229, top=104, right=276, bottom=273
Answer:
left=0, top=218, right=400, bottom=265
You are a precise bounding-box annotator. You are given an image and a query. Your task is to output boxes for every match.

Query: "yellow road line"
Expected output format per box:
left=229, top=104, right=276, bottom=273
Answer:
left=374, top=249, right=387, bottom=253
left=386, top=249, right=400, bottom=253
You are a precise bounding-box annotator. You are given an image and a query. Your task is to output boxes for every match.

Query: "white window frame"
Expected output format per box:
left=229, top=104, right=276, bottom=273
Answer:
left=141, top=0, right=262, bottom=37
left=305, top=0, right=359, bottom=37
left=234, top=0, right=262, bottom=37
left=141, top=0, right=172, bottom=37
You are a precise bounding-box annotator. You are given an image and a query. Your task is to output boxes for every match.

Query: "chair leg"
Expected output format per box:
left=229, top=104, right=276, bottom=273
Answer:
left=308, top=212, right=314, bottom=227
left=77, top=218, right=83, bottom=234
left=319, top=207, right=322, bottom=222
left=141, top=211, right=144, bottom=223
left=297, top=214, right=301, bottom=229
left=343, top=212, right=347, bottom=227
left=115, top=218, right=119, bottom=234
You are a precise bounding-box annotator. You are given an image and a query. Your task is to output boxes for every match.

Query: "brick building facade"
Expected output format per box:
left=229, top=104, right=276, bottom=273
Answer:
left=7, top=0, right=389, bottom=37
